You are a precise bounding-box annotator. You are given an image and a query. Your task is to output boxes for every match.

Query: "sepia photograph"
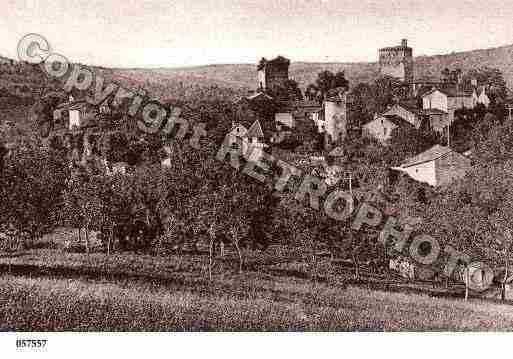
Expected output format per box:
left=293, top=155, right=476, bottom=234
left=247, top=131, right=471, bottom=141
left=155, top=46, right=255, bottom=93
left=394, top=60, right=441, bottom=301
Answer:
left=1, top=0, right=513, bottom=356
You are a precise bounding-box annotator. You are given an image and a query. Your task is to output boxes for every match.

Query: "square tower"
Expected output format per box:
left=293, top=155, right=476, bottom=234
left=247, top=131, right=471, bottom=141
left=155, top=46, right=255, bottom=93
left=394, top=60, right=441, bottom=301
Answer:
left=257, top=56, right=290, bottom=91
left=378, top=39, right=414, bottom=83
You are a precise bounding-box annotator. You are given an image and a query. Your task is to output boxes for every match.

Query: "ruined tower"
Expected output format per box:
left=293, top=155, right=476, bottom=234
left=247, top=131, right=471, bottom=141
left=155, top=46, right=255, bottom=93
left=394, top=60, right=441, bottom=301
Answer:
left=378, top=39, right=414, bottom=83
left=257, top=56, right=290, bottom=91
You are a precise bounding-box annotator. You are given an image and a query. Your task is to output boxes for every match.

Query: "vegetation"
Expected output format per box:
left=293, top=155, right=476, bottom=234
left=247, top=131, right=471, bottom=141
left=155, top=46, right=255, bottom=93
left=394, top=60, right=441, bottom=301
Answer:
left=2, top=50, right=513, bottom=331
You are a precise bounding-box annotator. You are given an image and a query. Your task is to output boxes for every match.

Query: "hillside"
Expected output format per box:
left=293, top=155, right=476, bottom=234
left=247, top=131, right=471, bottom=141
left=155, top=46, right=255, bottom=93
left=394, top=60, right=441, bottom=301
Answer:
left=1, top=43, right=512, bottom=106
left=106, top=43, right=513, bottom=91
left=0, top=55, right=13, bottom=64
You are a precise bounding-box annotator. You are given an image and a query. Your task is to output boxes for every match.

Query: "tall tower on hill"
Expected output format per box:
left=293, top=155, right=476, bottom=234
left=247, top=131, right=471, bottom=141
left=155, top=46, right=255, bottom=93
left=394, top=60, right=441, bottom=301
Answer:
left=378, top=39, right=414, bottom=83
left=257, top=56, right=290, bottom=91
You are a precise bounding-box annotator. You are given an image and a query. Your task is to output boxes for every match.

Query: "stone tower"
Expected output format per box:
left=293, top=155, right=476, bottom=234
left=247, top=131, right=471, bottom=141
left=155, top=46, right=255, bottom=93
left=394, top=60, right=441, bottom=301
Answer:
left=257, top=56, right=290, bottom=91
left=323, top=92, right=347, bottom=148
left=378, top=39, right=414, bottom=83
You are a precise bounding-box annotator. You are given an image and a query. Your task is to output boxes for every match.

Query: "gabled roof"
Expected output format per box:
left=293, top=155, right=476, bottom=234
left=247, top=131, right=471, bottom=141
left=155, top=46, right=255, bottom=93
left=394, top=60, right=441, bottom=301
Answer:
left=421, top=108, right=448, bottom=115
left=247, top=92, right=274, bottom=101
left=328, top=146, right=345, bottom=157
left=422, top=87, right=473, bottom=98
left=235, top=92, right=274, bottom=105
left=294, top=100, right=322, bottom=109
left=383, top=102, right=419, bottom=116
left=383, top=115, right=415, bottom=128
left=246, top=120, right=264, bottom=138
left=400, top=145, right=453, bottom=168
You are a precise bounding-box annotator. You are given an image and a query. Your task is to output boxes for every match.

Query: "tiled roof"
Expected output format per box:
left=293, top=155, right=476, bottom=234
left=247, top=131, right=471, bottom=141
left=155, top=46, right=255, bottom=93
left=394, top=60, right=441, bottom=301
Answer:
left=246, top=120, right=264, bottom=138
left=56, top=100, right=88, bottom=110
left=408, top=76, right=442, bottom=84
left=246, top=92, right=274, bottom=101
left=396, top=101, right=420, bottom=114
left=400, top=145, right=453, bottom=168
left=384, top=115, right=415, bottom=128
left=421, top=108, right=448, bottom=115
left=294, top=100, right=322, bottom=109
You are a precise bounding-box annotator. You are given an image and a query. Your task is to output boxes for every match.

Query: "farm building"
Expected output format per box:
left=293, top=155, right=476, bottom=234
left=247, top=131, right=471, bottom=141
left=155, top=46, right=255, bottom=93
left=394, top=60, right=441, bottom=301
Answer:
left=392, top=145, right=471, bottom=187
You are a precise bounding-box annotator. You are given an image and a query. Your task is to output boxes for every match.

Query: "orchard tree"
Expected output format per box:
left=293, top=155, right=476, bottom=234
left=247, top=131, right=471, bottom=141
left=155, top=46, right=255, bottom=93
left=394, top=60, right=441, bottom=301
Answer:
left=1, top=144, right=69, bottom=245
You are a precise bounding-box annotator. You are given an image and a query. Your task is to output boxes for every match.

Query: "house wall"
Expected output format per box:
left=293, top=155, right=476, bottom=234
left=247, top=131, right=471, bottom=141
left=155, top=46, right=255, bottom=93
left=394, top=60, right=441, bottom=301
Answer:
left=423, top=90, right=448, bottom=113
left=447, top=96, right=474, bottom=123
left=478, top=92, right=490, bottom=107
left=245, top=142, right=266, bottom=162
left=401, top=161, right=437, bottom=186
left=362, top=117, right=397, bottom=143
left=428, top=113, right=450, bottom=133
left=435, top=152, right=471, bottom=187
left=324, top=99, right=347, bottom=143
left=69, top=109, right=81, bottom=130
left=472, top=91, right=479, bottom=107
left=275, top=112, right=294, bottom=128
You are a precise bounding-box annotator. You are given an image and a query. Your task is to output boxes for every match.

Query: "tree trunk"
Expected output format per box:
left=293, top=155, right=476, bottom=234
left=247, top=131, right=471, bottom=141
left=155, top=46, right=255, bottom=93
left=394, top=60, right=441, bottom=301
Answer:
left=107, top=226, right=113, bottom=256
left=502, top=258, right=509, bottom=301
left=234, top=240, right=243, bottom=274
left=352, top=252, right=360, bottom=280
left=84, top=227, right=90, bottom=254
left=208, top=237, right=214, bottom=281
left=465, top=266, right=469, bottom=301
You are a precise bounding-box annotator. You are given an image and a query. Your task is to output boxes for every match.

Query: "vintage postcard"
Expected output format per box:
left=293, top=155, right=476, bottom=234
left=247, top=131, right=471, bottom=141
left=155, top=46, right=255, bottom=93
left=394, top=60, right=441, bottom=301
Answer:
left=1, top=0, right=513, bottom=357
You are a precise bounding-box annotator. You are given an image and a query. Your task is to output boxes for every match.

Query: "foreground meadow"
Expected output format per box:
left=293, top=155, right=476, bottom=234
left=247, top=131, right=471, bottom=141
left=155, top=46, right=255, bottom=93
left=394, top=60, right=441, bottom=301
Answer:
left=1, top=250, right=513, bottom=331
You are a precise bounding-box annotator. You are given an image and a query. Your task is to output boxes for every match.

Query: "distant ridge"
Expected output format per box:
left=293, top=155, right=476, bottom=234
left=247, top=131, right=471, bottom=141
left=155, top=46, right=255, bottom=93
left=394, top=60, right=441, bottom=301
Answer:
left=1, top=43, right=512, bottom=98
left=105, top=43, right=513, bottom=90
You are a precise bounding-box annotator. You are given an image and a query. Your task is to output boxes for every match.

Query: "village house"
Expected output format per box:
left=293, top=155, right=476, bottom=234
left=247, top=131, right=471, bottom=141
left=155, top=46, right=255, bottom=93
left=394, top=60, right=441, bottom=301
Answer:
left=408, top=76, right=445, bottom=97
left=54, top=95, right=98, bottom=130
left=241, top=56, right=349, bottom=151
left=474, top=87, right=491, bottom=107
left=391, top=145, right=471, bottom=187
left=362, top=103, right=421, bottom=143
left=226, top=120, right=268, bottom=162
left=421, top=88, right=474, bottom=131
left=273, top=92, right=348, bottom=150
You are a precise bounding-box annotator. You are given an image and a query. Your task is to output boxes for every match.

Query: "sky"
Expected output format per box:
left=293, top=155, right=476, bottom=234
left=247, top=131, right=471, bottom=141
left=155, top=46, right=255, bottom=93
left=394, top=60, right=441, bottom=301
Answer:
left=2, top=0, right=513, bottom=68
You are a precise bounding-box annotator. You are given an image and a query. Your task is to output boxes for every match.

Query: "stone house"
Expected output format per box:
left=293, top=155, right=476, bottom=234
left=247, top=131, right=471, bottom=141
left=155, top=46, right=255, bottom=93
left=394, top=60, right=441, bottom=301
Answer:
left=421, top=88, right=474, bottom=125
left=226, top=120, right=268, bottom=162
left=363, top=103, right=420, bottom=143
left=55, top=97, right=97, bottom=130
left=391, top=145, right=471, bottom=187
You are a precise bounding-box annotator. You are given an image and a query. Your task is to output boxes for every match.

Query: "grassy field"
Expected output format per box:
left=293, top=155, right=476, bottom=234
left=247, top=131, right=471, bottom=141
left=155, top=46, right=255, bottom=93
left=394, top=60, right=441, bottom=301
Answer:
left=1, top=249, right=513, bottom=331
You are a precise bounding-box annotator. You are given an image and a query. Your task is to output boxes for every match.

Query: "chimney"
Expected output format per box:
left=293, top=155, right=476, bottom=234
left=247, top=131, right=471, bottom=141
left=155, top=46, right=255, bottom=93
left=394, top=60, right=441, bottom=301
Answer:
left=401, top=39, right=408, bottom=47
